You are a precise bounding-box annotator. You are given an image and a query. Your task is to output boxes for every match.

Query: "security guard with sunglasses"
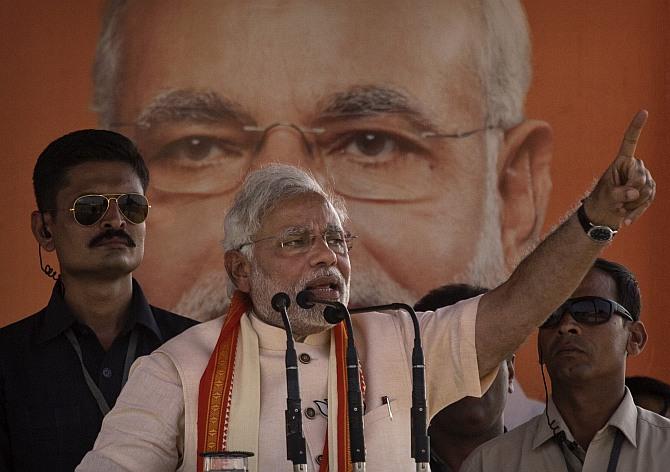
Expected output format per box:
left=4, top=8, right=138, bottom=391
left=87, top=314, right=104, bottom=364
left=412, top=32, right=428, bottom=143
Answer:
left=0, top=130, right=198, bottom=472
left=461, top=258, right=670, bottom=472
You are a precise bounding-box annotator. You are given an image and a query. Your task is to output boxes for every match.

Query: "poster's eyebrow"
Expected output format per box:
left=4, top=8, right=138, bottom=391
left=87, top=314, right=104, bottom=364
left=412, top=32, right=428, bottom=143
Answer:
left=111, top=89, right=255, bottom=128
left=316, top=85, right=440, bottom=132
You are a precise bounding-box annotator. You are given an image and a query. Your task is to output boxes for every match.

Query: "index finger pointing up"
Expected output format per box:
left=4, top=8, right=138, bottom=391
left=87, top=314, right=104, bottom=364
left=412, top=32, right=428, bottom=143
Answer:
left=618, top=109, right=648, bottom=158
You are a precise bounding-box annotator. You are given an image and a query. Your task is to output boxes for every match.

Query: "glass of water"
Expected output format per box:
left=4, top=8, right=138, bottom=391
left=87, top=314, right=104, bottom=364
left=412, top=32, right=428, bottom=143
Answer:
left=201, top=451, right=254, bottom=472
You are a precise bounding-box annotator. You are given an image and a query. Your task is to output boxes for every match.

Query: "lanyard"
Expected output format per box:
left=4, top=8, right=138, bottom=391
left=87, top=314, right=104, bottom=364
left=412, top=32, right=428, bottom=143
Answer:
left=606, top=430, right=625, bottom=472
left=65, top=328, right=139, bottom=415
left=556, top=428, right=625, bottom=472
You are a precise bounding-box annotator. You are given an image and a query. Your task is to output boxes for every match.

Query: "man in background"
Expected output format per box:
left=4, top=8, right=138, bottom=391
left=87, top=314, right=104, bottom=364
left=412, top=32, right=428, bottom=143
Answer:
left=0, top=130, right=197, bottom=471
left=462, top=259, right=670, bottom=471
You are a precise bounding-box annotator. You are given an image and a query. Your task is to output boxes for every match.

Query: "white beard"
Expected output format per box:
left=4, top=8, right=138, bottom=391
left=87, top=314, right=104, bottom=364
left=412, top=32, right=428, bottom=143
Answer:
left=248, top=262, right=350, bottom=338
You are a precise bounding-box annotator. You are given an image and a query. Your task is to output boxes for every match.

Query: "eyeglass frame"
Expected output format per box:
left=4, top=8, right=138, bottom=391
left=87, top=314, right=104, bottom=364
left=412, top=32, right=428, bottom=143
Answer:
left=112, top=113, right=502, bottom=200
left=237, top=227, right=357, bottom=256
left=241, top=121, right=497, bottom=148
left=44, top=193, right=152, bottom=226
left=539, top=296, right=635, bottom=329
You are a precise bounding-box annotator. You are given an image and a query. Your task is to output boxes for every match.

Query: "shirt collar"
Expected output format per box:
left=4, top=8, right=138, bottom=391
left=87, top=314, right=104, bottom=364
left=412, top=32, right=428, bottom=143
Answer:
left=35, top=278, right=163, bottom=344
left=35, top=280, right=76, bottom=344
left=533, top=389, right=639, bottom=450
left=605, top=387, right=638, bottom=447
left=127, top=278, right=163, bottom=342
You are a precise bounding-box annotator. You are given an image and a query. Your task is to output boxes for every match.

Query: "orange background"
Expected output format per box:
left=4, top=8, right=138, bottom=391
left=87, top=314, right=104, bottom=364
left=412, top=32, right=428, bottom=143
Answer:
left=1, top=1, right=668, bottom=400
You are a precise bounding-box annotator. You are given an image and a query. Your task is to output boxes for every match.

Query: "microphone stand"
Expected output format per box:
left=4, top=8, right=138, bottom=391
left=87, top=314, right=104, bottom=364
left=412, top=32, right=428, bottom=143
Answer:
left=271, top=293, right=308, bottom=472
left=347, top=303, right=430, bottom=472
left=297, top=292, right=366, bottom=471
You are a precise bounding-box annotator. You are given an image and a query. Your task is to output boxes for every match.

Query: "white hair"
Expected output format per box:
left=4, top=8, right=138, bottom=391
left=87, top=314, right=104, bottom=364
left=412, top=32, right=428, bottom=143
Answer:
left=222, top=164, right=348, bottom=253
left=92, top=0, right=531, bottom=130
left=477, top=0, right=532, bottom=129
left=92, top=0, right=128, bottom=126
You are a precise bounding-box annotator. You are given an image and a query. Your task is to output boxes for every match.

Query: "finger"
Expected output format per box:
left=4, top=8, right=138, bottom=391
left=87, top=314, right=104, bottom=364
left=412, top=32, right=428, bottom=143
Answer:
left=623, top=172, right=655, bottom=225
left=624, top=158, right=648, bottom=189
left=610, top=186, right=640, bottom=205
left=623, top=168, right=654, bottom=209
left=624, top=199, right=652, bottom=226
left=617, top=109, right=648, bottom=158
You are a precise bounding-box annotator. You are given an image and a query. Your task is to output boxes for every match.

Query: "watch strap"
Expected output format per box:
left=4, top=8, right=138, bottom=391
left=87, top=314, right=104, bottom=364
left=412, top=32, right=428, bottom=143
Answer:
left=577, top=204, right=617, bottom=241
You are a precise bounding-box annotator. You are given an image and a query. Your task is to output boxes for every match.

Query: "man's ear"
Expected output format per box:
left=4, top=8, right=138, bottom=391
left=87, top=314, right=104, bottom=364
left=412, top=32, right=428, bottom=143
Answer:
left=31, top=211, right=56, bottom=251
left=224, top=250, right=252, bottom=293
left=626, top=320, right=648, bottom=357
left=497, top=120, right=553, bottom=269
left=506, top=354, right=516, bottom=394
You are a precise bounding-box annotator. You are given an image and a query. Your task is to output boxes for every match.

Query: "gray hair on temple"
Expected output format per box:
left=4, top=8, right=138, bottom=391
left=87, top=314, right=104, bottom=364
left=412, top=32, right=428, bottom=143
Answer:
left=222, top=164, right=348, bottom=255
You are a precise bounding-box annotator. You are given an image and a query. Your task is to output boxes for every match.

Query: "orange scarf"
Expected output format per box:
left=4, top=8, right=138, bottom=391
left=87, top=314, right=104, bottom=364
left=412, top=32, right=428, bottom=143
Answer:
left=197, top=290, right=358, bottom=472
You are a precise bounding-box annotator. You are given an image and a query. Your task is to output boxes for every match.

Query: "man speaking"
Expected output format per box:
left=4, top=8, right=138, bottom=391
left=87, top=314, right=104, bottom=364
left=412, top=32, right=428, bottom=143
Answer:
left=78, top=111, right=654, bottom=471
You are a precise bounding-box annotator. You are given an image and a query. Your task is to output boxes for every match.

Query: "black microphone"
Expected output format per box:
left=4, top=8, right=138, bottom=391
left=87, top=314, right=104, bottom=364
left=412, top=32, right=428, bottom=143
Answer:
left=347, top=303, right=430, bottom=469
left=296, top=291, right=346, bottom=324
left=271, top=292, right=307, bottom=472
left=272, top=292, right=291, bottom=312
left=296, top=290, right=366, bottom=469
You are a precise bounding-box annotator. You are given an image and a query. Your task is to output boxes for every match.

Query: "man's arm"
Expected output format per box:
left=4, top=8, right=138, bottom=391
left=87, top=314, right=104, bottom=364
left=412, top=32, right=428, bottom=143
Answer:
left=476, top=110, right=655, bottom=376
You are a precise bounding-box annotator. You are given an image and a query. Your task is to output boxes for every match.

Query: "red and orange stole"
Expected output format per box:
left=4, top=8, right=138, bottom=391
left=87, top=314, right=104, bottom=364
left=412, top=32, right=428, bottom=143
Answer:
left=197, top=290, right=358, bottom=472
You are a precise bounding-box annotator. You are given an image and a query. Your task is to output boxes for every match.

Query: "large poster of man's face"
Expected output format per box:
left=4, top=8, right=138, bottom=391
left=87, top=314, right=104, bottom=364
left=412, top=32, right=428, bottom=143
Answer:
left=96, top=0, right=551, bottom=320
left=1, top=0, right=667, bottom=410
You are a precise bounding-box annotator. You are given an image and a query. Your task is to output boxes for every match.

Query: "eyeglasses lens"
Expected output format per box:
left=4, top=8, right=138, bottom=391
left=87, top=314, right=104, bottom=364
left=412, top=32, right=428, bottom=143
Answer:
left=74, top=195, right=109, bottom=225
left=73, top=194, right=149, bottom=225
left=541, top=298, right=612, bottom=329
left=570, top=299, right=610, bottom=324
left=117, top=194, right=149, bottom=224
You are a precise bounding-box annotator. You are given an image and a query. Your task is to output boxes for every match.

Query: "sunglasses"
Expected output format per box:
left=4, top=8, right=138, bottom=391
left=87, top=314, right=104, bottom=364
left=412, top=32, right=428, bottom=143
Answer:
left=540, top=296, right=635, bottom=329
left=68, top=193, right=150, bottom=226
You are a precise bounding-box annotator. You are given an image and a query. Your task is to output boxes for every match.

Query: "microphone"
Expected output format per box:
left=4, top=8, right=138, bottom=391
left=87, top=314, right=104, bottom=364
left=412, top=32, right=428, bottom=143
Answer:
left=296, top=290, right=366, bottom=469
left=347, top=303, right=430, bottom=470
left=272, top=292, right=291, bottom=312
left=296, top=290, right=346, bottom=324
left=271, top=292, right=307, bottom=472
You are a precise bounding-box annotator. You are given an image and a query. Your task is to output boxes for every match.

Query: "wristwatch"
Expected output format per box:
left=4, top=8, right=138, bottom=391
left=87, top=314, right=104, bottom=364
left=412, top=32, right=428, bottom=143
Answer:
left=577, top=204, right=617, bottom=242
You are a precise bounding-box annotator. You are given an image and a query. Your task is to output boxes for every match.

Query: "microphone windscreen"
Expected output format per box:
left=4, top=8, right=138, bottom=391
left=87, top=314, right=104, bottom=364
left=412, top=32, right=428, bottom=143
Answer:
left=271, top=292, right=291, bottom=312
left=323, top=306, right=346, bottom=324
left=296, top=290, right=315, bottom=309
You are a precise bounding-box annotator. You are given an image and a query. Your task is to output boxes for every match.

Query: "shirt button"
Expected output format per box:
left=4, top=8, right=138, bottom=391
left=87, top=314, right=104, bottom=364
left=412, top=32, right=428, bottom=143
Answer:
left=304, top=407, right=316, bottom=419
left=102, top=367, right=113, bottom=378
left=299, top=353, right=311, bottom=364
left=316, top=454, right=324, bottom=465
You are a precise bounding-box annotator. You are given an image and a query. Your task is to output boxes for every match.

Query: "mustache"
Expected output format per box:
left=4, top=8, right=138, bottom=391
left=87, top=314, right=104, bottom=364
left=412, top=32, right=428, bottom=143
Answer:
left=300, top=267, right=347, bottom=291
left=548, top=337, right=589, bottom=356
left=88, top=229, right=136, bottom=248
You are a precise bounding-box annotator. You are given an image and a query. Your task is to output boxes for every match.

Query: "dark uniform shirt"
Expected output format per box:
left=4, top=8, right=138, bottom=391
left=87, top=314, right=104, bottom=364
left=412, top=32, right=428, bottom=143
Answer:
left=430, top=451, right=455, bottom=472
left=0, top=279, right=198, bottom=472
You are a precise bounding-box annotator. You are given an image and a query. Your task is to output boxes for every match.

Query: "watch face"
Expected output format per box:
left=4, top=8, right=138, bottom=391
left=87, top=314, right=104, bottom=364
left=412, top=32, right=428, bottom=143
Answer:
left=588, top=226, right=614, bottom=242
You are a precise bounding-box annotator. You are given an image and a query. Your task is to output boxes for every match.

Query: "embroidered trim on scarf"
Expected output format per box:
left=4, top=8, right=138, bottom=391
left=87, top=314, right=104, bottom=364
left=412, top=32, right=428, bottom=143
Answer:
left=197, top=290, right=365, bottom=472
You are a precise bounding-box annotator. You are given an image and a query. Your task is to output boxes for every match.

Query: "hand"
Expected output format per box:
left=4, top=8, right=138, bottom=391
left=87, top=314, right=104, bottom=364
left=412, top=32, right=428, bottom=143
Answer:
left=584, top=110, right=656, bottom=228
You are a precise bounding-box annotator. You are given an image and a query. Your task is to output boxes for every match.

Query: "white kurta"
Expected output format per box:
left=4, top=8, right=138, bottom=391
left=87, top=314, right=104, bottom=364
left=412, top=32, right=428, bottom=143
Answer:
left=77, top=296, right=493, bottom=471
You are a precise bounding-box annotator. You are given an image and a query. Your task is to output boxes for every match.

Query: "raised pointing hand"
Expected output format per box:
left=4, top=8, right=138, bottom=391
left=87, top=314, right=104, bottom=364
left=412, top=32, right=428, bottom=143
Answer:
left=584, top=110, right=655, bottom=228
